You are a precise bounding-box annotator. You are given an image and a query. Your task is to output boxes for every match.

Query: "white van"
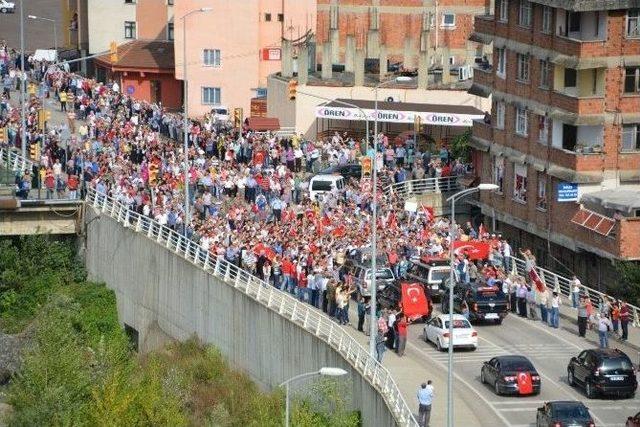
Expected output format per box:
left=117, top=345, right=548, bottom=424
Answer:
left=308, top=174, right=345, bottom=201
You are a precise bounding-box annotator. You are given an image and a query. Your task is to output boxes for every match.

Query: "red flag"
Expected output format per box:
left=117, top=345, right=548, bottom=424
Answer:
left=400, top=282, right=430, bottom=321
left=421, top=205, right=434, bottom=222
left=517, top=372, right=533, bottom=395
left=528, top=268, right=546, bottom=293
left=332, top=224, right=346, bottom=237
left=388, top=211, right=398, bottom=229
left=452, top=241, right=491, bottom=260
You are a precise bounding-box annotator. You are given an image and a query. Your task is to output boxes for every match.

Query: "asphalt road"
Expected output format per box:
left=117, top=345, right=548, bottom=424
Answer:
left=0, top=0, right=64, bottom=52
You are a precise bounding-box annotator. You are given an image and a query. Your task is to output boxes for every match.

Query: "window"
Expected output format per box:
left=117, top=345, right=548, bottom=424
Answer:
left=493, top=156, right=505, bottom=193
left=167, top=0, right=173, bottom=4
left=167, top=23, right=174, bottom=41
left=624, top=67, right=640, bottom=93
left=124, top=21, right=136, bottom=39
left=568, top=12, right=581, bottom=32
left=622, top=124, right=640, bottom=151
left=203, top=49, right=221, bottom=67
left=539, top=59, right=551, bottom=88
left=498, top=0, right=509, bottom=22
left=538, top=115, right=549, bottom=144
left=516, top=53, right=530, bottom=82
left=496, top=47, right=506, bottom=78
left=516, top=107, right=528, bottom=136
left=202, top=87, right=221, bottom=105
left=496, top=101, right=506, bottom=129
left=256, top=88, right=268, bottom=98
left=627, top=9, right=639, bottom=37
left=542, top=6, right=553, bottom=33
left=537, top=173, right=547, bottom=210
left=513, top=163, right=528, bottom=203
left=518, top=0, right=532, bottom=27
left=277, top=13, right=284, bottom=22
left=124, top=0, right=135, bottom=3
left=564, top=68, right=577, bottom=88
left=265, top=13, right=272, bottom=22
left=442, top=13, right=456, bottom=27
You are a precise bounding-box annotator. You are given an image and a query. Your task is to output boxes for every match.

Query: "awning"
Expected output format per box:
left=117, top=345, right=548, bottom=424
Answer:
left=547, top=164, right=603, bottom=184
left=246, top=117, right=280, bottom=131
left=315, top=99, right=484, bottom=127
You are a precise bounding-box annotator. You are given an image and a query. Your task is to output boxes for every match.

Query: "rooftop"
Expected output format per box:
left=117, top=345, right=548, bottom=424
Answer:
left=580, top=189, right=640, bottom=214
left=94, top=40, right=175, bottom=71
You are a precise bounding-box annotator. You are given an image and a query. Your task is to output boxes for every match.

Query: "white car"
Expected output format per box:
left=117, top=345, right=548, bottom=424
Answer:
left=0, top=1, right=15, bottom=13
left=211, top=106, right=230, bottom=123
left=423, top=314, right=478, bottom=351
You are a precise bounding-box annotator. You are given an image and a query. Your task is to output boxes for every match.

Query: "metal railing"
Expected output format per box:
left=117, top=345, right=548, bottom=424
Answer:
left=0, top=147, right=34, bottom=174
left=385, top=176, right=460, bottom=198
left=85, top=187, right=418, bottom=427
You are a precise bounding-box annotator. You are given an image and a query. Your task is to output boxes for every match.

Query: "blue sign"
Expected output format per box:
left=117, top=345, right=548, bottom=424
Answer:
left=127, top=85, right=135, bottom=95
left=557, top=182, right=578, bottom=202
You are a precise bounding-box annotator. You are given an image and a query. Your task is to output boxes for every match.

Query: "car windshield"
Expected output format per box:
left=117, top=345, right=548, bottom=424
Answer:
left=553, top=404, right=590, bottom=420
left=366, top=270, right=394, bottom=280
left=601, top=357, right=633, bottom=373
left=213, top=108, right=228, bottom=115
left=430, top=269, right=450, bottom=282
left=443, top=319, right=471, bottom=329
left=501, top=359, right=534, bottom=371
left=311, top=181, right=332, bottom=191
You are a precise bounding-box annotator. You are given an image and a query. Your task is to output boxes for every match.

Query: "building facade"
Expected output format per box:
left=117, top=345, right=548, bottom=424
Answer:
left=470, top=0, right=640, bottom=284
left=174, top=0, right=316, bottom=117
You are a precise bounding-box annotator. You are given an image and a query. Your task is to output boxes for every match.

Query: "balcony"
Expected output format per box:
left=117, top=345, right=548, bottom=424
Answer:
left=473, top=14, right=495, bottom=39
left=550, top=122, right=605, bottom=171
left=552, top=10, right=608, bottom=58
left=551, top=91, right=605, bottom=115
left=472, top=119, right=493, bottom=142
left=472, top=64, right=493, bottom=89
left=552, top=36, right=608, bottom=58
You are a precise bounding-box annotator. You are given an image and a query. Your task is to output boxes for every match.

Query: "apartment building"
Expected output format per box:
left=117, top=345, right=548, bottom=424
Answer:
left=469, top=0, right=640, bottom=284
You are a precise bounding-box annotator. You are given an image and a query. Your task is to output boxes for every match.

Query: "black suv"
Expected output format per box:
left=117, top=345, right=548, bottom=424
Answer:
left=442, top=282, right=509, bottom=324
left=405, top=258, right=450, bottom=302
left=567, top=348, right=638, bottom=399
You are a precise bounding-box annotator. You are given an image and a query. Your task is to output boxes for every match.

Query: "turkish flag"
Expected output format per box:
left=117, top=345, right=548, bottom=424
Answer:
left=517, top=372, right=533, bottom=395
left=332, top=224, right=346, bottom=238
left=452, top=241, right=491, bottom=260
left=528, top=268, right=546, bottom=293
left=400, top=282, right=430, bottom=321
left=421, top=205, right=434, bottom=222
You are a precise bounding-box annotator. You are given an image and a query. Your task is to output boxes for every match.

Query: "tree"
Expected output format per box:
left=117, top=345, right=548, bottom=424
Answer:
left=449, top=129, right=472, bottom=163
left=614, top=261, right=640, bottom=307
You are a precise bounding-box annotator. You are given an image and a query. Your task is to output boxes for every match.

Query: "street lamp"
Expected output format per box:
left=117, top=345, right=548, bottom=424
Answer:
left=280, top=367, right=348, bottom=427
left=445, top=182, right=498, bottom=427
left=369, top=75, right=413, bottom=357
left=28, top=15, right=58, bottom=61
left=19, top=0, right=26, bottom=159
left=180, top=7, right=212, bottom=236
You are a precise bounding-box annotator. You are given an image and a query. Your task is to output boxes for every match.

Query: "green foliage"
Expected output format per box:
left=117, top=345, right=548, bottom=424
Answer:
left=449, top=129, right=472, bottom=163
left=614, top=261, right=640, bottom=307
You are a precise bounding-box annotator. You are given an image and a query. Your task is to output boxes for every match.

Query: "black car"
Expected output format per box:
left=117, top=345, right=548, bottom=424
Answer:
left=319, top=163, right=362, bottom=179
left=442, top=282, right=509, bottom=324
left=481, top=355, right=541, bottom=396
left=536, top=401, right=595, bottom=427
left=567, top=348, right=637, bottom=399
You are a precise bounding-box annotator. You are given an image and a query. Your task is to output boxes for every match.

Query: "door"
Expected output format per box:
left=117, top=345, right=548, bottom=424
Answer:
left=574, top=351, right=590, bottom=383
left=426, top=318, right=439, bottom=342
left=150, top=80, right=161, bottom=104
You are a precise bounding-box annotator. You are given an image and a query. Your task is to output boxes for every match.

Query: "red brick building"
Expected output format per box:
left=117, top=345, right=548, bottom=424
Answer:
left=469, top=0, right=640, bottom=284
left=94, top=40, right=182, bottom=110
left=316, top=0, right=490, bottom=68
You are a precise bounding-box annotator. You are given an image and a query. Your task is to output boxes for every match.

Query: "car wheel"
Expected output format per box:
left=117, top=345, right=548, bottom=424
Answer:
left=567, top=369, right=575, bottom=386
left=436, top=338, right=443, bottom=352
left=0, top=8, right=7, bottom=13
left=585, top=381, right=596, bottom=399
left=480, top=369, right=486, bottom=384
left=494, top=381, right=501, bottom=396
left=423, top=330, right=428, bottom=343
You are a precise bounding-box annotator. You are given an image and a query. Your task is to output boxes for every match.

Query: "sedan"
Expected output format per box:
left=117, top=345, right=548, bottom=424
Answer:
left=628, top=411, right=640, bottom=427
left=536, top=401, right=595, bottom=427
left=423, top=314, right=477, bottom=351
left=481, top=355, right=541, bottom=396
left=0, top=1, right=14, bottom=13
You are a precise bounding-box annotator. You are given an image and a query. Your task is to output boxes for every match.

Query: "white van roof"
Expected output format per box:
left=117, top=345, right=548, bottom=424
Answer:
left=311, top=174, right=344, bottom=181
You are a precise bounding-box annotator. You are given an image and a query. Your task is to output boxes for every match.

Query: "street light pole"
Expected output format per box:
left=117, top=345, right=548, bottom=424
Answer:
left=180, top=7, right=212, bottom=236
left=19, top=0, right=27, bottom=159
left=445, top=183, right=498, bottom=427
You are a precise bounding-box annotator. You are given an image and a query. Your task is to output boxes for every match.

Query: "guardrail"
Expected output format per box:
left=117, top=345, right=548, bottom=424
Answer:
left=85, top=187, right=418, bottom=427
left=385, top=176, right=460, bottom=198
left=0, top=147, right=34, bottom=173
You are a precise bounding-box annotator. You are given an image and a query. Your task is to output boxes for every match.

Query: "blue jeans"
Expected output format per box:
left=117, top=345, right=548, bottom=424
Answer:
left=572, top=292, right=579, bottom=308
left=549, top=307, right=559, bottom=328
left=539, top=304, right=547, bottom=323
left=598, top=330, right=608, bottom=348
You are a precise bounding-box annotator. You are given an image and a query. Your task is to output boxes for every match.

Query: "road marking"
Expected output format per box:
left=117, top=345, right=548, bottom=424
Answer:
left=489, top=400, right=546, bottom=405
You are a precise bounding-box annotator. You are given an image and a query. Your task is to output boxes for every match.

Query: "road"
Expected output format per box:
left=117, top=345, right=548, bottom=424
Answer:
left=0, top=0, right=64, bottom=52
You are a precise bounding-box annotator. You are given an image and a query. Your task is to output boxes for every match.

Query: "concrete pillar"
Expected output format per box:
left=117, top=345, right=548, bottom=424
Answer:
left=403, top=38, right=415, bottom=70
left=418, top=50, right=430, bottom=89
left=442, top=48, right=451, bottom=85
left=281, top=40, right=293, bottom=78
left=354, top=48, right=365, bottom=86
left=345, top=35, right=356, bottom=73
left=331, top=29, right=340, bottom=63
left=379, top=45, right=388, bottom=80
left=322, top=42, right=332, bottom=80
left=367, top=29, right=380, bottom=58
left=298, top=44, right=309, bottom=85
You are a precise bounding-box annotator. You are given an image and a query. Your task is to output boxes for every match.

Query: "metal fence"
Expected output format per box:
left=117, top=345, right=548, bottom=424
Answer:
left=385, top=176, right=460, bottom=199
left=0, top=147, right=34, bottom=174
left=85, top=187, right=418, bottom=427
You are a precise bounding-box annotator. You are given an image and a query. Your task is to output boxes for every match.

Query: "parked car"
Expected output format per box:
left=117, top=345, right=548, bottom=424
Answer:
left=442, top=282, right=509, bottom=324
left=319, top=163, right=362, bottom=180
left=211, top=106, right=230, bottom=122
left=567, top=348, right=637, bottom=399
left=536, top=401, right=595, bottom=427
left=481, top=355, right=541, bottom=395
left=348, top=261, right=395, bottom=299
left=307, top=174, right=345, bottom=202
left=424, top=314, right=477, bottom=351
left=627, top=411, right=640, bottom=427
left=0, top=1, right=15, bottom=13
left=405, top=257, right=450, bottom=301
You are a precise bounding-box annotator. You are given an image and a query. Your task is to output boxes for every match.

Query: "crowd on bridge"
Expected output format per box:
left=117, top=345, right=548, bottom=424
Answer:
left=0, top=42, right=634, bottom=364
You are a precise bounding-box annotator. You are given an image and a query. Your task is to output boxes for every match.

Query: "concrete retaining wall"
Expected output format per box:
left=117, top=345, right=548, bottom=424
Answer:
left=84, top=209, right=396, bottom=427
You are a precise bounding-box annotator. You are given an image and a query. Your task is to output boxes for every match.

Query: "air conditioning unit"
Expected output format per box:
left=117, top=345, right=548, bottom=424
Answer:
left=386, top=96, right=400, bottom=102
left=458, top=65, right=473, bottom=81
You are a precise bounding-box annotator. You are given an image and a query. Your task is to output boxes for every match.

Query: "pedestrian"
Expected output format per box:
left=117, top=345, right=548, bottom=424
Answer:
left=611, top=300, right=620, bottom=337
left=620, top=301, right=630, bottom=341
left=571, top=276, right=582, bottom=308
left=375, top=329, right=387, bottom=363
left=577, top=295, right=588, bottom=337
left=517, top=282, right=527, bottom=317
left=357, top=296, right=367, bottom=332
left=59, top=90, right=67, bottom=112
left=527, top=285, right=537, bottom=320
left=598, top=313, right=613, bottom=348
left=549, top=291, right=560, bottom=328
left=538, top=287, right=548, bottom=323
left=417, top=380, right=434, bottom=427
left=396, top=313, right=408, bottom=357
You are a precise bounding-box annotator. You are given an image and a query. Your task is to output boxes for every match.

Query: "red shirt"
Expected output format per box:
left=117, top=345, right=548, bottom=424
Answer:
left=397, top=318, right=408, bottom=336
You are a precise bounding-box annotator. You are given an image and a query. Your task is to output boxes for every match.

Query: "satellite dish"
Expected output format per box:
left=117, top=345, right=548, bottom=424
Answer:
left=386, top=96, right=395, bottom=102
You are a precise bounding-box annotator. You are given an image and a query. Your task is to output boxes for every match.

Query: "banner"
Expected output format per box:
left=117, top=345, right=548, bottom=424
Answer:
left=315, top=106, right=482, bottom=127
left=452, top=241, right=491, bottom=260
left=528, top=267, right=546, bottom=293
left=400, top=282, right=430, bottom=321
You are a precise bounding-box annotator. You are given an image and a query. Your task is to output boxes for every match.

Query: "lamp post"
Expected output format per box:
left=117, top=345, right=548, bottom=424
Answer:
left=180, top=7, right=212, bottom=236
left=280, top=367, right=348, bottom=427
left=369, top=75, right=413, bottom=357
left=19, top=0, right=26, bottom=159
left=445, top=183, right=498, bottom=427
left=28, top=15, right=57, bottom=61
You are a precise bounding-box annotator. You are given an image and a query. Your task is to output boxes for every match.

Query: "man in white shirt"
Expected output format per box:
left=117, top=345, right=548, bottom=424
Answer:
left=571, top=276, right=582, bottom=308
left=417, top=380, right=434, bottom=427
